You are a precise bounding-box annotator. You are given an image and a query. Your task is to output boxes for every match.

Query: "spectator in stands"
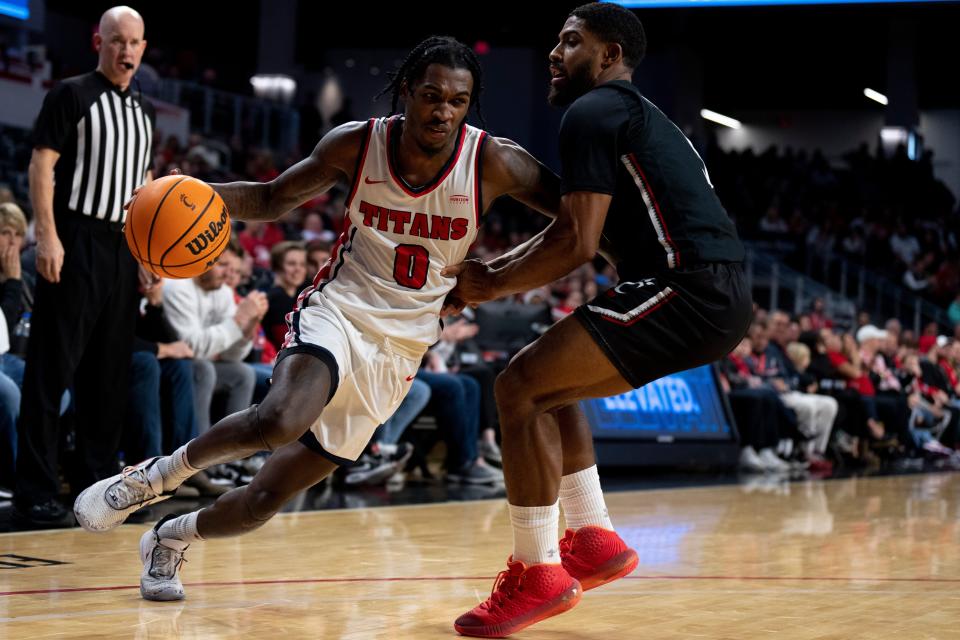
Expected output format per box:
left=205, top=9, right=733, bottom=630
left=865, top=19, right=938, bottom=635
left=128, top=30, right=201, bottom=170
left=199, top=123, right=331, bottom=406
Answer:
left=126, top=278, right=195, bottom=460
left=885, top=318, right=902, bottom=345
left=263, top=241, right=306, bottom=351
left=890, top=222, right=921, bottom=268
left=301, top=211, right=336, bottom=244
left=758, top=205, right=788, bottom=234
left=785, top=342, right=833, bottom=471
left=238, top=220, right=285, bottom=270
left=900, top=352, right=958, bottom=455
left=841, top=227, right=866, bottom=259
left=304, top=239, right=332, bottom=279
left=163, top=243, right=265, bottom=436
left=902, top=260, right=930, bottom=293
left=948, top=293, right=960, bottom=328
left=417, top=348, right=503, bottom=485
left=125, top=279, right=229, bottom=496
left=918, top=322, right=939, bottom=354
left=858, top=325, right=910, bottom=446
left=222, top=243, right=276, bottom=405
left=0, top=203, right=28, bottom=379
left=808, top=298, right=833, bottom=331
left=431, top=314, right=501, bottom=468
left=0, top=204, right=24, bottom=493
left=720, top=338, right=793, bottom=472
left=758, top=315, right=838, bottom=468
left=822, top=328, right=885, bottom=440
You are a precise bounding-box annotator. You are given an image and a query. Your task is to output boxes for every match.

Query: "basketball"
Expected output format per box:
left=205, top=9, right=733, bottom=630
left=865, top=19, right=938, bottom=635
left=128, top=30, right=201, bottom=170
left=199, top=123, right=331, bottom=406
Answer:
left=124, top=174, right=231, bottom=278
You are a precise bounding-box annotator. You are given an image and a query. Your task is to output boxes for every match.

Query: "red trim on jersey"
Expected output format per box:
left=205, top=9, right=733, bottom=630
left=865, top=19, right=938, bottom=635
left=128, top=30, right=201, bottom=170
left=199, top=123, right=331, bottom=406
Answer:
left=598, top=290, right=679, bottom=327
left=385, top=116, right=467, bottom=198
left=473, top=131, right=487, bottom=228
left=627, top=153, right=681, bottom=268
left=315, top=213, right=353, bottom=286
left=283, top=214, right=354, bottom=350
left=344, top=120, right=375, bottom=210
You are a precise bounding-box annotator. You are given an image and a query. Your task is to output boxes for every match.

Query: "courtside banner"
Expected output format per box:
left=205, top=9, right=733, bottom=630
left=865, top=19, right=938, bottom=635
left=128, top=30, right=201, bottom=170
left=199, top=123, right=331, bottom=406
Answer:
left=581, top=365, right=733, bottom=441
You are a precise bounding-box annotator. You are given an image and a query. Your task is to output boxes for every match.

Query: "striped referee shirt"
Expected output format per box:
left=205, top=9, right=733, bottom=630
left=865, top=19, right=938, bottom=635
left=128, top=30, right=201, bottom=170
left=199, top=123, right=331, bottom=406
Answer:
left=32, top=70, right=156, bottom=225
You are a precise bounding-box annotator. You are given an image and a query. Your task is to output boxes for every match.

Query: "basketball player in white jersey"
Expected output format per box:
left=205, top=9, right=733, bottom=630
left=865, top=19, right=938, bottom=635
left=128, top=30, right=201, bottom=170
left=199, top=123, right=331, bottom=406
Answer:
left=72, top=36, right=562, bottom=601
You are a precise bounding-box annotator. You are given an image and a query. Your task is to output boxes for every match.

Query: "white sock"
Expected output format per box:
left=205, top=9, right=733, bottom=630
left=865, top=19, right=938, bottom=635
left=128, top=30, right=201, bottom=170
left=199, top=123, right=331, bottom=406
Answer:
left=157, top=443, right=202, bottom=493
left=157, top=511, right=204, bottom=544
left=509, top=501, right=560, bottom=565
left=559, top=466, right=614, bottom=531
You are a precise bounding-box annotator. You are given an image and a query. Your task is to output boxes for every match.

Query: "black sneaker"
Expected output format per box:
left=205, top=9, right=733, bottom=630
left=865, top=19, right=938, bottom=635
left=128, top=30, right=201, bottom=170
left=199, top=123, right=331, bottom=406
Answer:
left=13, top=498, right=76, bottom=529
left=345, top=444, right=414, bottom=486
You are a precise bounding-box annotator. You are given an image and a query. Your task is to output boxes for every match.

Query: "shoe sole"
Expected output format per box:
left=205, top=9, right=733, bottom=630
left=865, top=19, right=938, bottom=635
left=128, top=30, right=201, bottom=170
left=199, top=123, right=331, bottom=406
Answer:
left=453, top=582, right=582, bottom=638
left=577, top=549, right=640, bottom=591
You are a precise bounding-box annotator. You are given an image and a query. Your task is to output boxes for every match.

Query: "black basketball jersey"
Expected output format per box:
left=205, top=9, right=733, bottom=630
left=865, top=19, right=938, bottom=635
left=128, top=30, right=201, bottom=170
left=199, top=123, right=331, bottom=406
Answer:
left=32, top=71, right=156, bottom=224
left=558, top=80, right=743, bottom=279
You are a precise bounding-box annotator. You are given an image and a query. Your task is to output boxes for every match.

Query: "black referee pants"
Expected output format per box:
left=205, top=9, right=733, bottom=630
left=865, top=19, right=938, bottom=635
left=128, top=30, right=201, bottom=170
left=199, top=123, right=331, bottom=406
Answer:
left=15, top=214, right=139, bottom=506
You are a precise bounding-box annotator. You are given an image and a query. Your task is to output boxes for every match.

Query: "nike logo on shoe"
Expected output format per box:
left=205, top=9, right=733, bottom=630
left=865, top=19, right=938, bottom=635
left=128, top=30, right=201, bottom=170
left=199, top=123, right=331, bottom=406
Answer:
left=405, top=375, right=415, bottom=382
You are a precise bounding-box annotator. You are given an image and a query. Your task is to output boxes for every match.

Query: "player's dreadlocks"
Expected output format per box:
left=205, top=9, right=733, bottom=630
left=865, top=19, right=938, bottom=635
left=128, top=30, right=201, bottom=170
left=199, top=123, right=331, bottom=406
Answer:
left=376, top=36, right=486, bottom=128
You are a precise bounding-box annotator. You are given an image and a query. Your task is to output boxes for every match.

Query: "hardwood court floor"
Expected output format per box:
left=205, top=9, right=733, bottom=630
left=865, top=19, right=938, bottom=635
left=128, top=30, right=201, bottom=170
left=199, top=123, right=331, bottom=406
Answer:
left=2, top=473, right=959, bottom=639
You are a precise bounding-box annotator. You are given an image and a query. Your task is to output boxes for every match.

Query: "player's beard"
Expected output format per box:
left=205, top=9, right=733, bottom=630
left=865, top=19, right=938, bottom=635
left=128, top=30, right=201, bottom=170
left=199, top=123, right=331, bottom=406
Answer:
left=548, top=61, right=595, bottom=107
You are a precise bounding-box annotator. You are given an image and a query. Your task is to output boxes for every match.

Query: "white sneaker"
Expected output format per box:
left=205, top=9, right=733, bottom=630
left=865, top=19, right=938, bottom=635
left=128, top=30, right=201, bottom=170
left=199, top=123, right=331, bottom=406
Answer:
left=758, top=448, right=791, bottom=472
left=74, top=457, right=174, bottom=532
left=739, top=446, right=766, bottom=472
left=140, top=515, right=190, bottom=602
left=478, top=439, right=502, bottom=468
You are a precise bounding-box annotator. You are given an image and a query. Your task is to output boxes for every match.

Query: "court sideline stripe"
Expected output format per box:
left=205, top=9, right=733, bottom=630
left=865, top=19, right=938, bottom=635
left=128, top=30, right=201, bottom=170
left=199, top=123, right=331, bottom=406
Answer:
left=4, top=573, right=960, bottom=597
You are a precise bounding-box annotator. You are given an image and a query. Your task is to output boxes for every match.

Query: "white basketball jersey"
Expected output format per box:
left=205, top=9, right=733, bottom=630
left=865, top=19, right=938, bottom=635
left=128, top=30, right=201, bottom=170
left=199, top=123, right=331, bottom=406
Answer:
left=309, top=116, right=486, bottom=357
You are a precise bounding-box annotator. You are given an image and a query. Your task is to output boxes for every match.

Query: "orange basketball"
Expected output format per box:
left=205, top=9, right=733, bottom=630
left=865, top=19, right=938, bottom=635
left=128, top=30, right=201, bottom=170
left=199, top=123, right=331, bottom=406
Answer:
left=125, top=174, right=231, bottom=279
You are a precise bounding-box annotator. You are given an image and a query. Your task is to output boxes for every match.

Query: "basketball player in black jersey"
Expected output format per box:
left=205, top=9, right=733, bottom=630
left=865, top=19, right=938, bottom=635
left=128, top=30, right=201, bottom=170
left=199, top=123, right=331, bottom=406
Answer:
left=449, top=4, right=752, bottom=636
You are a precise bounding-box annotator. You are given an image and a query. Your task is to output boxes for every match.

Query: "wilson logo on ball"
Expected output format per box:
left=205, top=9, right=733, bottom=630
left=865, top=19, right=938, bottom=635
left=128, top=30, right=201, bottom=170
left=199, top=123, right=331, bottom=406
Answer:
left=185, top=207, right=228, bottom=256
left=179, top=193, right=197, bottom=211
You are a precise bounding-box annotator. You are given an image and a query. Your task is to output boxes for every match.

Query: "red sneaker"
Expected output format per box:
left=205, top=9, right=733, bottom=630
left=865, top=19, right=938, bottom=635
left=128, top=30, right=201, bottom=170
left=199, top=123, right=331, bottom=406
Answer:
left=807, top=457, right=834, bottom=474
left=454, top=558, right=582, bottom=638
left=559, top=526, right=638, bottom=591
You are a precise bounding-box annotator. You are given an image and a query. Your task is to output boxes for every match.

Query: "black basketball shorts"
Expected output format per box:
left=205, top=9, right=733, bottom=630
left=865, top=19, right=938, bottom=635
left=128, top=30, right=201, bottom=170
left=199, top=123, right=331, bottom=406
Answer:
left=574, top=263, right=753, bottom=389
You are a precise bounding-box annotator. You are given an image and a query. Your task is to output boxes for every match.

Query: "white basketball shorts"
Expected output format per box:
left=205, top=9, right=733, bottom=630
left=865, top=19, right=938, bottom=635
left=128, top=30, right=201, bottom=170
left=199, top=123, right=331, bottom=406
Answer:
left=279, top=292, right=421, bottom=463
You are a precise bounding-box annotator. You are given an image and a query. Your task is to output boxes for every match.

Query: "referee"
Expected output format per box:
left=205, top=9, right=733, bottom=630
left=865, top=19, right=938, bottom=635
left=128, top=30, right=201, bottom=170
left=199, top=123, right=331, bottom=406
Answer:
left=15, top=6, right=157, bottom=527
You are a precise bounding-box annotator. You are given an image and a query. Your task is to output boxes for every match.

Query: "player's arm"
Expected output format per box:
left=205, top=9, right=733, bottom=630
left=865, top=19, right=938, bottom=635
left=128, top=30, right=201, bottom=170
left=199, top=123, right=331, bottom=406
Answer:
left=479, top=138, right=561, bottom=270
left=482, top=136, right=562, bottom=219
left=444, top=192, right=610, bottom=303
left=444, top=97, right=617, bottom=304
left=211, top=121, right=366, bottom=221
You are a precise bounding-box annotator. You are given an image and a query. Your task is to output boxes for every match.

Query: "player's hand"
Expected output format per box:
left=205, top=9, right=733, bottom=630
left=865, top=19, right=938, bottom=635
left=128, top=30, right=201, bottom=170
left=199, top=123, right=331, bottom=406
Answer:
left=124, top=168, right=182, bottom=211
left=139, top=264, right=161, bottom=292
left=440, top=292, right=467, bottom=317
left=157, top=340, right=194, bottom=359
left=1, top=245, right=21, bottom=281
left=36, top=230, right=64, bottom=283
left=441, top=259, right=500, bottom=308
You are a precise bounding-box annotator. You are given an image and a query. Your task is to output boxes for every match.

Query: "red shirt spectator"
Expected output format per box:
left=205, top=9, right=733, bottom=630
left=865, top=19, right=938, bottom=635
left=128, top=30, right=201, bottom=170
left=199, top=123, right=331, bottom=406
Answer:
left=827, top=350, right=876, bottom=396
left=239, top=221, right=285, bottom=269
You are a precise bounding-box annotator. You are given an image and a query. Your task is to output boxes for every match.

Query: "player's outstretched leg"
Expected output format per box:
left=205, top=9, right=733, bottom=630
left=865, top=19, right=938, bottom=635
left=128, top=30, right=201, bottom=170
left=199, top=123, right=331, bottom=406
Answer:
left=140, top=439, right=338, bottom=600
left=74, top=353, right=333, bottom=532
